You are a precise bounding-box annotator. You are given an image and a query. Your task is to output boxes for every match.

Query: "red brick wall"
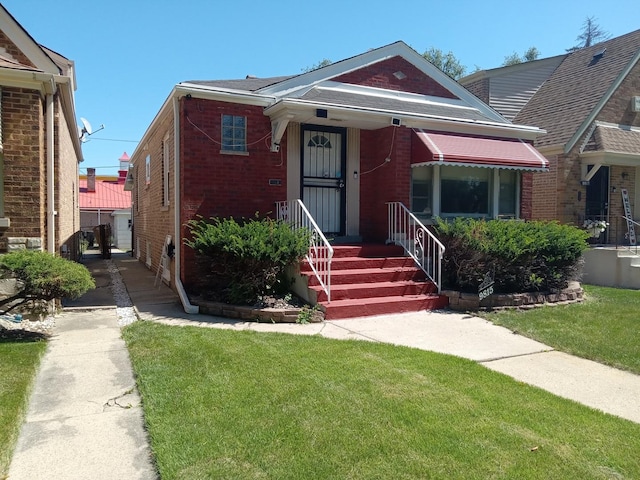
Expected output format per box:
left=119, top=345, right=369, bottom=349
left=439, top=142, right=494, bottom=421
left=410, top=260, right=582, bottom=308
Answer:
left=131, top=106, right=174, bottom=278
left=359, top=126, right=411, bottom=242
left=177, top=97, right=286, bottom=287
left=333, top=57, right=458, bottom=99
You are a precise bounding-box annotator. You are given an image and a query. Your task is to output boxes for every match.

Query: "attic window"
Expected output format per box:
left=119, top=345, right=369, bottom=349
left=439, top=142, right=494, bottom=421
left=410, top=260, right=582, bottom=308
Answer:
left=307, top=135, right=332, bottom=148
left=393, top=71, right=406, bottom=80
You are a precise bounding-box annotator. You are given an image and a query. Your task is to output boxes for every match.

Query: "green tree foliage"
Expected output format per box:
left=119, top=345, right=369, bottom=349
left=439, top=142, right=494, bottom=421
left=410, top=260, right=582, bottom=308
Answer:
left=302, top=59, right=332, bottom=73
left=502, top=47, right=540, bottom=66
left=185, top=216, right=311, bottom=304
left=422, top=47, right=466, bottom=79
left=433, top=218, right=589, bottom=293
left=567, top=16, right=611, bottom=52
left=0, top=250, right=95, bottom=315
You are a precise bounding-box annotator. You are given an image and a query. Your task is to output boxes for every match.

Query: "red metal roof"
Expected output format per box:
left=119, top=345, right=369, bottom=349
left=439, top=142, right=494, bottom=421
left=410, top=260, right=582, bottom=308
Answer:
left=79, top=178, right=131, bottom=210
left=413, top=130, right=549, bottom=171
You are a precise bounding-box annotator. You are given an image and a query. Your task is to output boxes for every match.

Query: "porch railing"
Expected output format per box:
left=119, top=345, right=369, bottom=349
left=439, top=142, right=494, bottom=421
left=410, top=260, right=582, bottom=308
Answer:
left=387, top=202, right=445, bottom=293
left=276, top=199, right=333, bottom=302
left=621, top=215, right=640, bottom=255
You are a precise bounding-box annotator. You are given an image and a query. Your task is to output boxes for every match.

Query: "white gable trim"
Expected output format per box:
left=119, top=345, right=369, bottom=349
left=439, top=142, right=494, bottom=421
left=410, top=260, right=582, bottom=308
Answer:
left=0, top=6, right=60, bottom=74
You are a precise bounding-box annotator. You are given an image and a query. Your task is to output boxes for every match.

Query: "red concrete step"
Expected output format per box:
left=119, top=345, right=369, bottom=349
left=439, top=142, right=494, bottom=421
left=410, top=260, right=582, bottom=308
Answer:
left=306, top=267, right=425, bottom=286
left=320, top=294, right=449, bottom=320
left=301, top=255, right=416, bottom=272
left=312, top=280, right=437, bottom=303
left=331, top=244, right=406, bottom=259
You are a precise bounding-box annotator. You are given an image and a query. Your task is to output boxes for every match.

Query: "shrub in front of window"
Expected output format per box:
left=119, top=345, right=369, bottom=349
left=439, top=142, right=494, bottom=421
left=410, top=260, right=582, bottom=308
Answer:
left=433, top=218, right=589, bottom=293
left=185, top=215, right=311, bottom=304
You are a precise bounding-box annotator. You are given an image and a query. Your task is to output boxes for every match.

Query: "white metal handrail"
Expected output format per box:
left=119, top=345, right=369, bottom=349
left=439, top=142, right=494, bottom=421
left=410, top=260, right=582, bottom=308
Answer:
left=387, top=202, right=445, bottom=293
left=276, top=200, right=333, bottom=302
left=621, top=215, right=639, bottom=255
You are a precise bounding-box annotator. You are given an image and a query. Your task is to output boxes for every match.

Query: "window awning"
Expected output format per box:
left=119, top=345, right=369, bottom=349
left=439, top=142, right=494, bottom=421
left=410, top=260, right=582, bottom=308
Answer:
left=413, top=130, right=549, bottom=171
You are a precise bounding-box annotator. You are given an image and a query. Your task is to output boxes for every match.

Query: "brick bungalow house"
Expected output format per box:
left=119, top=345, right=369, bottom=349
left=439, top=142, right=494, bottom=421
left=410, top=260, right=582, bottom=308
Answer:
left=0, top=5, right=83, bottom=259
left=130, top=41, right=549, bottom=318
left=461, top=29, right=640, bottom=245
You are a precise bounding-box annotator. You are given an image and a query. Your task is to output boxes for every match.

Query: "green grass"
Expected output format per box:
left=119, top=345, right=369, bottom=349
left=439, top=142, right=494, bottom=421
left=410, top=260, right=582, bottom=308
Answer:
left=482, top=285, right=640, bottom=375
left=0, top=333, right=47, bottom=476
left=124, top=321, right=640, bottom=479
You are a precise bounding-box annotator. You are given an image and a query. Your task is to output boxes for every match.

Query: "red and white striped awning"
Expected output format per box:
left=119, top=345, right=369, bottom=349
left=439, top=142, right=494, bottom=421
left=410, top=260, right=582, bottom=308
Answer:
left=413, top=130, right=549, bottom=171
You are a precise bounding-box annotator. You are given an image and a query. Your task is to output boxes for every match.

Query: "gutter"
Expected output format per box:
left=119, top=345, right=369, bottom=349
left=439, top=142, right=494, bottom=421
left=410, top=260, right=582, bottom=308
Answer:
left=172, top=95, right=199, bottom=314
left=46, top=92, right=55, bottom=254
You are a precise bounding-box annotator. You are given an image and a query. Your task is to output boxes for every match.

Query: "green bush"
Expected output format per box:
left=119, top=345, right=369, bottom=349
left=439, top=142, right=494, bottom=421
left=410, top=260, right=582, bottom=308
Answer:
left=185, top=215, right=311, bottom=304
left=0, top=250, right=95, bottom=315
left=433, top=218, right=589, bottom=293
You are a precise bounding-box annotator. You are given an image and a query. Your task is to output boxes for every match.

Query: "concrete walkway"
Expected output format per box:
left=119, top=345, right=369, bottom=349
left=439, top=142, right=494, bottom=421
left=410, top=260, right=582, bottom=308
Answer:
left=8, top=250, right=640, bottom=478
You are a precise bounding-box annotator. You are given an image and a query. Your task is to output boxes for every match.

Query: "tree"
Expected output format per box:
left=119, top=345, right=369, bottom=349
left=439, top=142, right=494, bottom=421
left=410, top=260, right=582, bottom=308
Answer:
left=502, top=47, right=540, bottom=66
left=302, top=59, right=332, bottom=73
left=422, top=47, right=466, bottom=80
left=0, top=250, right=95, bottom=319
left=567, top=16, right=611, bottom=52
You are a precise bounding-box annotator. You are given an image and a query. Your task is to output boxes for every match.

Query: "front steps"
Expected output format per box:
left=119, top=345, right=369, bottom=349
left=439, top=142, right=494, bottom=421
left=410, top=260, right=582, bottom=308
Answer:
left=302, top=244, right=449, bottom=320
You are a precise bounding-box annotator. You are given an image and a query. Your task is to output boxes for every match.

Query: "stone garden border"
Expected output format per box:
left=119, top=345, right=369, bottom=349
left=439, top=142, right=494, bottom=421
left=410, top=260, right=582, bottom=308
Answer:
left=443, top=281, right=584, bottom=312
left=195, top=300, right=324, bottom=323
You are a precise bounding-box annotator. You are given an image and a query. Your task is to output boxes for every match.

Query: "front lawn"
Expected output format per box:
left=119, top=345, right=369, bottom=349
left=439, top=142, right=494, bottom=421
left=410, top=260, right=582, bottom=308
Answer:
left=482, top=284, right=640, bottom=375
left=0, top=331, right=47, bottom=476
left=123, top=321, right=640, bottom=479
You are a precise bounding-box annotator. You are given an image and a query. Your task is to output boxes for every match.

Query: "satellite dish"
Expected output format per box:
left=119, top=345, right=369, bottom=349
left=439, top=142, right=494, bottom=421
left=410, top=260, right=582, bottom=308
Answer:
left=81, top=117, right=93, bottom=135
left=78, top=117, right=104, bottom=142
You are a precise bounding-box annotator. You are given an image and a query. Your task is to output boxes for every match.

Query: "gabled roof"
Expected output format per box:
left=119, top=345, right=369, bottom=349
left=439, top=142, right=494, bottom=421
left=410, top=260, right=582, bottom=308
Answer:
left=79, top=179, right=131, bottom=210
left=514, top=29, right=640, bottom=152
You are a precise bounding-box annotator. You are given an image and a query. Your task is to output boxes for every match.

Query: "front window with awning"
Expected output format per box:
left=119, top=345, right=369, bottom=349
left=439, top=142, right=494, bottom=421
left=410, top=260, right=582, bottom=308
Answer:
left=410, top=129, right=542, bottom=220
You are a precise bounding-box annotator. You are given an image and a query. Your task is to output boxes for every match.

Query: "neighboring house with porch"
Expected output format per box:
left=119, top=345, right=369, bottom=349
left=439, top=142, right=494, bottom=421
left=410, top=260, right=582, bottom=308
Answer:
left=130, top=41, right=549, bottom=318
left=461, top=29, right=640, bottom=246
left=0, top=4, right=83, bottom=259
left=79, top=153, right=132, bottom=251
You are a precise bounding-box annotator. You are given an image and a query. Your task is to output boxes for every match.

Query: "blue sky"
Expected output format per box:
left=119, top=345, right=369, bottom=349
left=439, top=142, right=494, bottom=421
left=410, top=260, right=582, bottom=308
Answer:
left=3, top=0, right=639, bottom=175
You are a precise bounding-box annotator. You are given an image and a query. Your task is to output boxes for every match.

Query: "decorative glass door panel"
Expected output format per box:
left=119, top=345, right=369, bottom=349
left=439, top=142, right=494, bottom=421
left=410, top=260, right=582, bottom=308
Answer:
left=302, top=127, right=346, bottom=235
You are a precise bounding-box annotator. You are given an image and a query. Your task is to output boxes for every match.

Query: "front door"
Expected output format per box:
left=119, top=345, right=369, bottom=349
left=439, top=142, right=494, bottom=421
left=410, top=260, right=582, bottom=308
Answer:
left=585, top=165, right=609, bottom=241
left=301, top=126, right=346, bottom=236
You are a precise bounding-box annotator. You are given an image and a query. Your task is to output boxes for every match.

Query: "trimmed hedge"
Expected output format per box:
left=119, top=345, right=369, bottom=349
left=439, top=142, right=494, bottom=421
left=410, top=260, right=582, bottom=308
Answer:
left=433, top=218, right=589, bottom=293
left=185, top=216, right=310, bottom=304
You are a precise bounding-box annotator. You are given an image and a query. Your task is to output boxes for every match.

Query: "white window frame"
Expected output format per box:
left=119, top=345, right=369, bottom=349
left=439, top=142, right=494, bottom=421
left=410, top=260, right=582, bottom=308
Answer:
left=221, top=114, right=247, bottom=153
left=162, top=134, right=170, bottom=206
left=412, top=165, right=520, bottom=220
left=145, top=154, right=151, bottom=185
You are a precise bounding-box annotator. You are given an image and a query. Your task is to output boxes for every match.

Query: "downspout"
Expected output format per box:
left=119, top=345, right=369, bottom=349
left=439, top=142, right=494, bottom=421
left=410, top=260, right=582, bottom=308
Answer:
left=173, top=95, right=199, bottom=314
left=46, top=93, right=55, bottom=254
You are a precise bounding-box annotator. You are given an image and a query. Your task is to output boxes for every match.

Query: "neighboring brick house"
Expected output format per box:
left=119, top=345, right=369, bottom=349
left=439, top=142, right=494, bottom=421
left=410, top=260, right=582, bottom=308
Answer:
left=0, top=5, right=83, bottom=258
left=461, top=29, right=640, bottom=244
left=131, top=41, right=549, bottom=315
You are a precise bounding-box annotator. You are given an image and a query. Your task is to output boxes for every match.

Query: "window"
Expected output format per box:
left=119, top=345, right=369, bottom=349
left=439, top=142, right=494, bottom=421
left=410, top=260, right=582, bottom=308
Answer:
left=221, top=114, right=246, bottom=152
left=499, top=170, right=518, bottom=217
left=162, top=136, right=170, bottom=206
left=307, top=134, right=332, bottom=148
left=441, top=166, right=491, bottom=217
left=145, top=154, right=151, bottom=185
left=411, top=167, right=432, bottom=217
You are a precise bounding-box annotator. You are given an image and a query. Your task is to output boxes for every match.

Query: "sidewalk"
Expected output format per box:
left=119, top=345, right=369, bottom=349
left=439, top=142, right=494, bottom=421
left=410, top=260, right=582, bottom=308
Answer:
left=8, top=253, right=157, bottom=480
left=9, top=250, right=640, bottom=478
